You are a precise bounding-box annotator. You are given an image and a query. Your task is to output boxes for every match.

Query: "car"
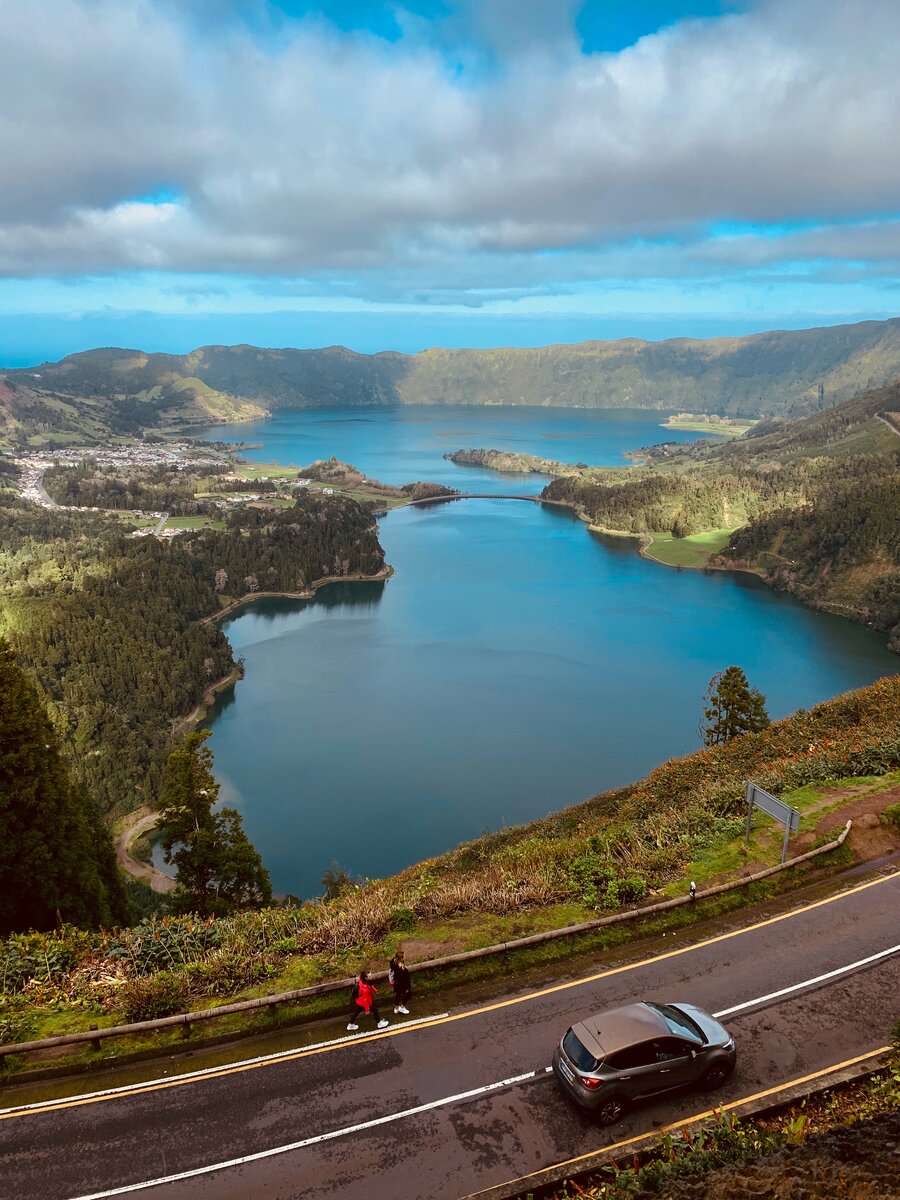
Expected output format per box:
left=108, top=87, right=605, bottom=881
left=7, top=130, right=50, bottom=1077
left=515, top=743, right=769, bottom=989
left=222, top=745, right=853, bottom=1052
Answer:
left=552, top=1000, right=736, bottom=1125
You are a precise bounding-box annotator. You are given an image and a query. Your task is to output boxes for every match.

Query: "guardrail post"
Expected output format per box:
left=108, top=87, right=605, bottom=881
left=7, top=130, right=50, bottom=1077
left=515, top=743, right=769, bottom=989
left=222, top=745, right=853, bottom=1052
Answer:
left=181, top=1020, right=192, bottom=1039
left=89, top=1024, right=101, bottom=1052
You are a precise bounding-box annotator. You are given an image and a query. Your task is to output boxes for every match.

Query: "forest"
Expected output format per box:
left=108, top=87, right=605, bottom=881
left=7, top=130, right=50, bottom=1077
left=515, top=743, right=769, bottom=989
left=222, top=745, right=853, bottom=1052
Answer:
left=0, top=490, right=386, bottom=819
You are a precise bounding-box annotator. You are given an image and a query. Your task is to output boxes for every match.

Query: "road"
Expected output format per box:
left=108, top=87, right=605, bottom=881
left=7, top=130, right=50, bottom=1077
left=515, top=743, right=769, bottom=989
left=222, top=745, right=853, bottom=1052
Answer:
left=2, top=871, right=898, bottom=1200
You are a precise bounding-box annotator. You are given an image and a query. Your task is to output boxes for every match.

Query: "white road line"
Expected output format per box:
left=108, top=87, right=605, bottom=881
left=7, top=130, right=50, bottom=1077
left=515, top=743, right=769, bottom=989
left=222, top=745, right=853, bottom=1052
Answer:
left=0, top=1014, right=450, bottom=1116
left=713, top=944, right=900, bottom=1018
left=68, top=1069, right=546, bottom=1200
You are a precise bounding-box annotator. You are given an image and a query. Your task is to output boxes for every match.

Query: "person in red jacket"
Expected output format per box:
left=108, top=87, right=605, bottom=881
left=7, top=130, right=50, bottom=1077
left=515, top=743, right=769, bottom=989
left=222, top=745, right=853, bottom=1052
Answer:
left=347, top=970, right=389, bottom=1031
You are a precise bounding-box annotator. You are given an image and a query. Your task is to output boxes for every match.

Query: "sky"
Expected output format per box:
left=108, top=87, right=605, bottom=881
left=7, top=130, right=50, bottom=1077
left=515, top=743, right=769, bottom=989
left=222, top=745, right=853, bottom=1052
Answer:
left=1, top=0, right=899, bottom=365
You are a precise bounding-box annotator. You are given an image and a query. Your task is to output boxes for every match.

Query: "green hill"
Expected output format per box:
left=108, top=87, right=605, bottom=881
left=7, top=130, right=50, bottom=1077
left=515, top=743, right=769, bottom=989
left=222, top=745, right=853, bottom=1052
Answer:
left=4, top=316, right=900, bottom=445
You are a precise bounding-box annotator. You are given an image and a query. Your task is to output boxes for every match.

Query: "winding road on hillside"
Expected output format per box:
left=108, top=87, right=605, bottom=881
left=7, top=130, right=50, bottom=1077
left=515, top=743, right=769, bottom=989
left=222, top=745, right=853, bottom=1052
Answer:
left=2, top=870, right=898, bottom=1200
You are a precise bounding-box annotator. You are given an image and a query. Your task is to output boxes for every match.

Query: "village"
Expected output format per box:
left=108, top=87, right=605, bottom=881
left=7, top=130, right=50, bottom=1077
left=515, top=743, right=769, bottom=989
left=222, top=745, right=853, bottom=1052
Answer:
left=3, top=441, right=317, bottom=536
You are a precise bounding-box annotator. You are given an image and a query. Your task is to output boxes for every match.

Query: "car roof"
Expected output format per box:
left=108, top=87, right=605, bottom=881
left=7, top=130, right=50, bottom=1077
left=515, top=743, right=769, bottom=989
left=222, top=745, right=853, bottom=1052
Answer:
left=572, top=1002, right=668, bottom=1059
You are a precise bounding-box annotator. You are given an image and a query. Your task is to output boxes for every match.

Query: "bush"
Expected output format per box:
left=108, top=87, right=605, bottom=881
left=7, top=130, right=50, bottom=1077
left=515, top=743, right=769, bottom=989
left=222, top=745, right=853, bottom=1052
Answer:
left=389, top=908, right=418, bottom=932
left=602, top=876, right=648, bottom=908
left=880, top=803, right=900, bottom=834
left=119, top=969, right=191, bottom=1022
left=0, top=996, right=37, bottom=1046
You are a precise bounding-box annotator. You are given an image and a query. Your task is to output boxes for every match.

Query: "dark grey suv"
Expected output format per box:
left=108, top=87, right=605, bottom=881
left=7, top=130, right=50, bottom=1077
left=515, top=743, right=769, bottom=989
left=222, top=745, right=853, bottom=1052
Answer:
left=552, top=1001, right=736, bottom=1125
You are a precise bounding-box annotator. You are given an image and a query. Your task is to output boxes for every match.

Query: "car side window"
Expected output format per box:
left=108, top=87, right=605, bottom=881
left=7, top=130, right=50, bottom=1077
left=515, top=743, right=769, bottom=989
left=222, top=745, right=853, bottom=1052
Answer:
left=653, top=1037, right=694, bottom=1061
left=607, top=1042, right=658, bottom=1070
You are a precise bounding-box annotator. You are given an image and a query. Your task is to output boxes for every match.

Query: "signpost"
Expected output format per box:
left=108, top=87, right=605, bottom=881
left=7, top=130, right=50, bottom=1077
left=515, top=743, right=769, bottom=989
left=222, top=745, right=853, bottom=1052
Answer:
left=746, top=782, right=800, bottom=864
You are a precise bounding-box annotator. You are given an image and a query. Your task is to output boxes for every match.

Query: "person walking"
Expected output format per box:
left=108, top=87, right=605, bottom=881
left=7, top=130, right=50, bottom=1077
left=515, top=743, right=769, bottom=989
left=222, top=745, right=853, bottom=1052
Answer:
left=389, top=950, right=412, bottom=1015
left=347, top=970, right=388, bottom=1031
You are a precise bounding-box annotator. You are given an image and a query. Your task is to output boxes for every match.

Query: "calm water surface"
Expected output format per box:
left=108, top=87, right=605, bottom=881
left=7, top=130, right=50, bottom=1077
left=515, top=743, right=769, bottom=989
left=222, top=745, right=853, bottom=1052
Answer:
left=190, top=408, right=897, bottom=896
left=196, top=405, right=707, bottom=494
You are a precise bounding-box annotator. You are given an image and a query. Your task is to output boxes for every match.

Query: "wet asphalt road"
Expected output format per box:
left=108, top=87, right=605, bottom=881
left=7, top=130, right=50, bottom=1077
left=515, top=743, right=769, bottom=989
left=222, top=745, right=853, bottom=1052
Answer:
left=2, top=870, right=898, bottom=1200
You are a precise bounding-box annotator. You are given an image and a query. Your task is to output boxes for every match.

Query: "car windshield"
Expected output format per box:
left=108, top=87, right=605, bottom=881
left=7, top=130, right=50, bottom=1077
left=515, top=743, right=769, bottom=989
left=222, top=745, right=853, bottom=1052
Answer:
left=563, top=1029, right=599, bottom=1072
left=647, top=1003, right=706, bottom=1043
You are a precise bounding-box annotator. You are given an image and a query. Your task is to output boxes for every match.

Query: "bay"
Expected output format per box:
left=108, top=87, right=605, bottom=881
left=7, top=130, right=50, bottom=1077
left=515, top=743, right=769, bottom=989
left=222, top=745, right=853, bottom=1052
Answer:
left=186, top=407, right=898, bottom=897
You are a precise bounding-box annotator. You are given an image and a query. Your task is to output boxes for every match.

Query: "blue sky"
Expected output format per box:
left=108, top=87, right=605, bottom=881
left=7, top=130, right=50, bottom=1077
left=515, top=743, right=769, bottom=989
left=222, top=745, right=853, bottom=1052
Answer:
left=0, top=0, right=898, bottom=365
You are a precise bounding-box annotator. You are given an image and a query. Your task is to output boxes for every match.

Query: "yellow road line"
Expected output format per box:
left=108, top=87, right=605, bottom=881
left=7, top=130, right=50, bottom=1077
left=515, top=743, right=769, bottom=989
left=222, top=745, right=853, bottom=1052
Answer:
left=469, top=1043, right=892, bottom=1198
left=2, top=869, right=897, bottom=1122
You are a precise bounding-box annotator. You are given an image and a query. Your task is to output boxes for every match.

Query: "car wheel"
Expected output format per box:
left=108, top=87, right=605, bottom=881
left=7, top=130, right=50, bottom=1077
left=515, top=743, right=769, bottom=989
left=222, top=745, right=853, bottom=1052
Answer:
left=701, top=1062, right=733, bottom=1090
left=596, top=1095, right=627, bottom=1126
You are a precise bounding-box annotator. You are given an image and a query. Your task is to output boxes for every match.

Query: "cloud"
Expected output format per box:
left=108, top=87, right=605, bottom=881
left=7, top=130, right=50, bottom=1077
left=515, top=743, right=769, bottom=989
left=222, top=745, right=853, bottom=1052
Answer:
left=0, top=0, right=898, bottom=304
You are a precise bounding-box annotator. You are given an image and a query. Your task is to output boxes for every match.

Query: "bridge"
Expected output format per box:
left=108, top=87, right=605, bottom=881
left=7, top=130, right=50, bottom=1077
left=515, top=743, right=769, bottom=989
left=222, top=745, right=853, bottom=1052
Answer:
left=401, top=491, right=551, bottom=506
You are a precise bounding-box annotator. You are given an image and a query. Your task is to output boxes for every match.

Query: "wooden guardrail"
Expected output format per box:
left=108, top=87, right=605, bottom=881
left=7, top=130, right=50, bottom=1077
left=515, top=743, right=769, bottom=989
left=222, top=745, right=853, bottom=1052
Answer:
left=0, top=822, right=852, bottom=1067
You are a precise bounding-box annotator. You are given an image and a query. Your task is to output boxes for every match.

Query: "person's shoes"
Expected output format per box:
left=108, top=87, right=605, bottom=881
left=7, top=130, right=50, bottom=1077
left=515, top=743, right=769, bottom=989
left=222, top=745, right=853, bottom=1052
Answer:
left=346, top=1023, right=359, bottom=1031
left=397, top=1005, right=410, bottom=1014
left=376, top=1019, right=389, bottom=1029
left=394, top=1006, right=400, bottom=1013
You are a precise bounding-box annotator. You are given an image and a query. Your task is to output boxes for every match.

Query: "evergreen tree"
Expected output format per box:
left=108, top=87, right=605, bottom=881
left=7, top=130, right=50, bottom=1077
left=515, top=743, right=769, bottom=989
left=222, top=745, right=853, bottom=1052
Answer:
left=0, top=639, right=126, bottom=934
left=700, top=666, right=771, bottom=746
left=159, top=731, right=271, bottom=915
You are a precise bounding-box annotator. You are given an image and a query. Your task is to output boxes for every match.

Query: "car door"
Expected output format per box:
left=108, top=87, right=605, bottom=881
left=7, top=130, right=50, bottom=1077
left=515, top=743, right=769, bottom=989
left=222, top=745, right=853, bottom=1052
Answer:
left=605, top=1042, right=664, bottom=1099
left=646, top=1036, right=699, bottom=1091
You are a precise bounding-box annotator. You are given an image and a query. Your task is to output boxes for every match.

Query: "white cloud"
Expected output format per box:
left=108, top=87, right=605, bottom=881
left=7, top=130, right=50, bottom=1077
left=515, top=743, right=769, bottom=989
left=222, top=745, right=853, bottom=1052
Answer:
left=0, top=0, right=898, bottom=303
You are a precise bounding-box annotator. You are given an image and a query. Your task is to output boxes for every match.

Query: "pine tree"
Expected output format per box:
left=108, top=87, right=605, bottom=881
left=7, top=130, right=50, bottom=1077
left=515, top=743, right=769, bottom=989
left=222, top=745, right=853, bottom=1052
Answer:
left=700, top=666, right=771, bottom=746
left=0, top=639, right=126, bottom=934
left=159, top=731, right=271, bottom=915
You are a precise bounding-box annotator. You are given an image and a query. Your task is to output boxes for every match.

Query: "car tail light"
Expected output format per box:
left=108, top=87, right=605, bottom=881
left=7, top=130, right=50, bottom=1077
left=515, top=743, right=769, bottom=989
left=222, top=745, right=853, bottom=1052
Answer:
left=579, top=1075, right=603, bottom=1090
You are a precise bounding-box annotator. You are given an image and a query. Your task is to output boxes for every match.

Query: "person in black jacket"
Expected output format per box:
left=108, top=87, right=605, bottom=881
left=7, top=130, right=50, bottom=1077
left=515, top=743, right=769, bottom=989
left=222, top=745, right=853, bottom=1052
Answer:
left=389, top=950, right=412, bottom=1015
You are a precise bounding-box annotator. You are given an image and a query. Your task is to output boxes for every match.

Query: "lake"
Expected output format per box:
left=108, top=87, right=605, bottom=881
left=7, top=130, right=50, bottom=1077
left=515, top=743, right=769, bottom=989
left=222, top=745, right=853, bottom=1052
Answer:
left=186, top=408, right=899, bottom=897
left=196, top=404, right=709, bottom=494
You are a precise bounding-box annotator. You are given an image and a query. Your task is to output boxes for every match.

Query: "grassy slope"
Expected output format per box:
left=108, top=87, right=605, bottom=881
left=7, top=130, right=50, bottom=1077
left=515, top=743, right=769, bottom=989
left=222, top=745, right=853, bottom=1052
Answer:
left=2, top=678, right=899, bottom=1061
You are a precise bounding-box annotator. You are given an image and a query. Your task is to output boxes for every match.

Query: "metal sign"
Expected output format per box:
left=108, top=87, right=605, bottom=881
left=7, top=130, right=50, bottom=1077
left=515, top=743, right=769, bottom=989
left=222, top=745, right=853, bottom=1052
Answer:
left=746, top=782, right=800, bottom=863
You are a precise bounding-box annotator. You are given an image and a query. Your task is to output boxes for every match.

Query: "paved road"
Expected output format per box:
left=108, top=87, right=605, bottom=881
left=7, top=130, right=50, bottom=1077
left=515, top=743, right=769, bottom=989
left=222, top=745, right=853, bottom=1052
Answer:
left=2, top=871, right=898, bottom=1200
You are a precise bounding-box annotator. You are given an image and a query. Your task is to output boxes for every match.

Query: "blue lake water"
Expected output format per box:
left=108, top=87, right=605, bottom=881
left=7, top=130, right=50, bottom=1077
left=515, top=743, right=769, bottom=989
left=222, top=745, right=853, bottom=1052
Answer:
left=189, top=409, right=899, bottom=898
left=196, top=405, right=708, bottom=494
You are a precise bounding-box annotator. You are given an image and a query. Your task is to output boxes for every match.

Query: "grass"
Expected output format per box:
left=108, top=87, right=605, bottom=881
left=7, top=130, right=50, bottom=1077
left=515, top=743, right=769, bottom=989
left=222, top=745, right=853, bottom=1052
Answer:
left=234, top=461, right=300, bottom=480
left=661, top=417, right=758, bottom=437
left=643, top=528, right=734, bottom=568
left=165, top=515, right=225, bottom=530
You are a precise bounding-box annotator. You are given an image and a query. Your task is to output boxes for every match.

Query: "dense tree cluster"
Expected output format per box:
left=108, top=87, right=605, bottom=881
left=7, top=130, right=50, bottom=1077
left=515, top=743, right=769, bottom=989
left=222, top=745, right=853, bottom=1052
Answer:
left=701, top=667, right=771, bottom=746
left=43, top=462, right=228, bottom=516
left=0, top=491, right=385, bottom=818
left=0, top=639, right=126, bottom=934
left=159, top=732, right=271, bottom=916
left=725, top=475, right=900, bottom=647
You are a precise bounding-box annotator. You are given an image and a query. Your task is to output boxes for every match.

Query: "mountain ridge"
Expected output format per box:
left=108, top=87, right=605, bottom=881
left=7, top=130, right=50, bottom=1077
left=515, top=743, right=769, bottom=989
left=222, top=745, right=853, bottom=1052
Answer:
left=4, top=316, right=900, bottom=445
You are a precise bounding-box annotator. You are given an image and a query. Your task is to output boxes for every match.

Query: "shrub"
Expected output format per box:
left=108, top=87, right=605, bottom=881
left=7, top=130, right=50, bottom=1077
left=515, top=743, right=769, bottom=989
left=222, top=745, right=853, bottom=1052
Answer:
left=118, top=969, right=191, bottom=1022
left=0, top=996, right=37, bottom=1046
left=602, top=876, right=648, bottom=908
left=880, top=803, right=900, bottom=834
left=389, top=908, right=418, bottom=933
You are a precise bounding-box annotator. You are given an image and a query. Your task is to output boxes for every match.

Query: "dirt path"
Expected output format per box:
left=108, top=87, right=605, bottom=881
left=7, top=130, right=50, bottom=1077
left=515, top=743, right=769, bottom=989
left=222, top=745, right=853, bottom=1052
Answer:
left=114, top=808, right=175, bottom=894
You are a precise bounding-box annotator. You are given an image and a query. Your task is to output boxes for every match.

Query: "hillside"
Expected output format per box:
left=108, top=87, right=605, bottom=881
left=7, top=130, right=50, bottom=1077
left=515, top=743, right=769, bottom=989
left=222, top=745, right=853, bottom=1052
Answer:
left=542, top=381, right=900, bottom=648
left=4, top=317, right=900, bottom=445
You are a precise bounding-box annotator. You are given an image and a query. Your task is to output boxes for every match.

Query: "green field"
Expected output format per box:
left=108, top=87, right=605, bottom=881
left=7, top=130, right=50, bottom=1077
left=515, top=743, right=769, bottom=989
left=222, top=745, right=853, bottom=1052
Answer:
left=165, top=515, right=225, bottom=530
left=643, top=528, right=733, bottom=568
left=661, top=417, right=758, bottom=437
left=235, top=461, right=300, bottom=480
